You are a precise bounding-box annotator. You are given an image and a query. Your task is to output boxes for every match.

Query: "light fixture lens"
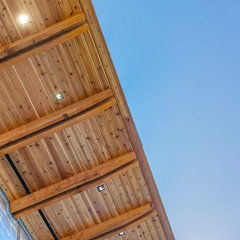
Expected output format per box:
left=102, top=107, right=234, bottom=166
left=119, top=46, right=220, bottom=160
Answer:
left=19, top=15, right=28, bottom=24
left=55, top=92, right=64, bottom=101
left=97, top=185, right=105, bottom=192
left=118, top=232, right=125, bottom=236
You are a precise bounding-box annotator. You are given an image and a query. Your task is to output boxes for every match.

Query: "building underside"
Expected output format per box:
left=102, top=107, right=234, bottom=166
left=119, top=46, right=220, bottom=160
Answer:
left=0, top=1, right=174, bottom=239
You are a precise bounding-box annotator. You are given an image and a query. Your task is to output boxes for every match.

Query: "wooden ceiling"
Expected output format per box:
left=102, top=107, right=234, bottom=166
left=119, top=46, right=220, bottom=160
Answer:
left=0, top=0, right=174, bottom=239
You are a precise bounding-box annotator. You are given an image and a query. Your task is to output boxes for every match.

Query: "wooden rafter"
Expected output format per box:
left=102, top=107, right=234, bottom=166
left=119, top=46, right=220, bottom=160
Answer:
left=11, top=152, right=138, bottom=218
left=61, top=203, right=154, bottom=240
left=0, top=1, right=174, bottom=239
left=0, top=13, right=86, bottom=60
left=94, top=209, right=157, bottom=240
left=0, top=89, right=113, bottom=147
left=0, top=91, right=116, bottom=155
left=0, top=16, right=89, bottom=70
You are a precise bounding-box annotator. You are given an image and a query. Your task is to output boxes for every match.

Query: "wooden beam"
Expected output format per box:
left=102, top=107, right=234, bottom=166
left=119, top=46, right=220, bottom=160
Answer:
left=61, top=203, right=154, bottom=240
left=0, top=89, right=113, bottom=147
left=0, top=13, right=86, bottom=60
left=0, top=93, right=116, bottom=155
left=94, top=209, right=157, bottom=240
left=0, top=20, right=89, bottom=70
left=11, top=152, right=138, bottom=218
left=11, top=151, right=136, bottom=213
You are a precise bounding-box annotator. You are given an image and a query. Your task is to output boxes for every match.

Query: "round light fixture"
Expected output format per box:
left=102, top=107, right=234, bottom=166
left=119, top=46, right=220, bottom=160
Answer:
left=19, top=14, right=28, bottom=24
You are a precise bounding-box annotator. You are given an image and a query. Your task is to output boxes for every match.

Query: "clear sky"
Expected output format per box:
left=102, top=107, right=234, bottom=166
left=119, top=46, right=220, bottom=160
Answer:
left=92, top=1, right=240, bottom=239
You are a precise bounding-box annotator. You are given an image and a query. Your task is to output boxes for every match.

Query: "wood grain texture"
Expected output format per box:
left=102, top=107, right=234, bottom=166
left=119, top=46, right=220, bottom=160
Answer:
left=79, top=0, right=130, bottom=118
left=10, top=151, right=136, bottom=215
left=93, top=209, right=157, bottom=240
left=61, top=203, right=153, bottom=240
left=0, top=0, right=174, bottom=239
left=0, top=13, right=86, bottom=59
left=12, top=159, right=139, bottom=219
left=0, top=89, right=113, bottom=147
left=123, top=116, right=175, bottom=240
left=0, top=96, right=116, bottom=155
left=78, top=0, right=174, bottom=239
left=0, top=23, right=90, bottom=70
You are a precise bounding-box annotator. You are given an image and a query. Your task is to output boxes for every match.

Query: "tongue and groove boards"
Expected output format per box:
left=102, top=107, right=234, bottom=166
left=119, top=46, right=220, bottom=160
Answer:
left=0, top=0, right=174, bottom=239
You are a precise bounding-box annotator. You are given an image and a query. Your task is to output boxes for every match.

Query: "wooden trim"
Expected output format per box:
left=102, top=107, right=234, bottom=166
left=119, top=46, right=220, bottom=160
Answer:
left=12, top=155, right=138, bottom=218
left=0, top=95, right=116, bottom=155
left=61, top=203, right=154, bottom=240
left=0, top=13, right=86, bottom=60
left=79, top=0, right=175, bottom=239
left=94, top=209, right=157, bottom=240
left=0, top=22, right=89, bottom=70
left=0, top=89, right=113, bottom=147
left=79, top=0, right=130, bottom=118
left=123, top=116, right=175, bottom=240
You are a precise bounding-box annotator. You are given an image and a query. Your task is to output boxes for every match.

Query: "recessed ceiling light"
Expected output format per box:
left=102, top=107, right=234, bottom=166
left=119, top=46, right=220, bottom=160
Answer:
left=55, top=92, right=64, bottom=101
left=97, top=185, right=105, bottom=192
left=118, top=232, right=125, bottom=236
left=19, top=14, right=28, bottom=24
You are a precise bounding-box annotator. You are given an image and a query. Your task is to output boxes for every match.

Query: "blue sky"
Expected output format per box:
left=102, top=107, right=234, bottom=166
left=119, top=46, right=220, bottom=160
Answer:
left=92, top=1, right=240, bottom=239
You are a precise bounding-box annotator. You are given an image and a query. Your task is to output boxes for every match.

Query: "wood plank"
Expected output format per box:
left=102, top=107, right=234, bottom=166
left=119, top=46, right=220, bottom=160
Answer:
left=10, top=151, right=136, bottom=213
left=77, top=3, right=174, bottom=238
left=123, top=116, right=175, bottom=240
left=79, top=0, right=130, bottom=118
left=61, top=203, right=154, bottom=240
left=14, top=160, right=139, bottom=219
left=0, top=13, right=86, bottom=59
left=94, top=209, right=157, bottom=240
left=11, top=154, right=138, bottom=218
left=0, top=96, right=116, bottom=155
left=0, top=23, right=90, bottom=70
left=0, top=89, right=113, bottom=147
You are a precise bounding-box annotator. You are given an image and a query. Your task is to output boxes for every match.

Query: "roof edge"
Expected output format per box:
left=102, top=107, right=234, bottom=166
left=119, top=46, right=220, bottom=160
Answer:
left=79, top=0, right=175, bottom=239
